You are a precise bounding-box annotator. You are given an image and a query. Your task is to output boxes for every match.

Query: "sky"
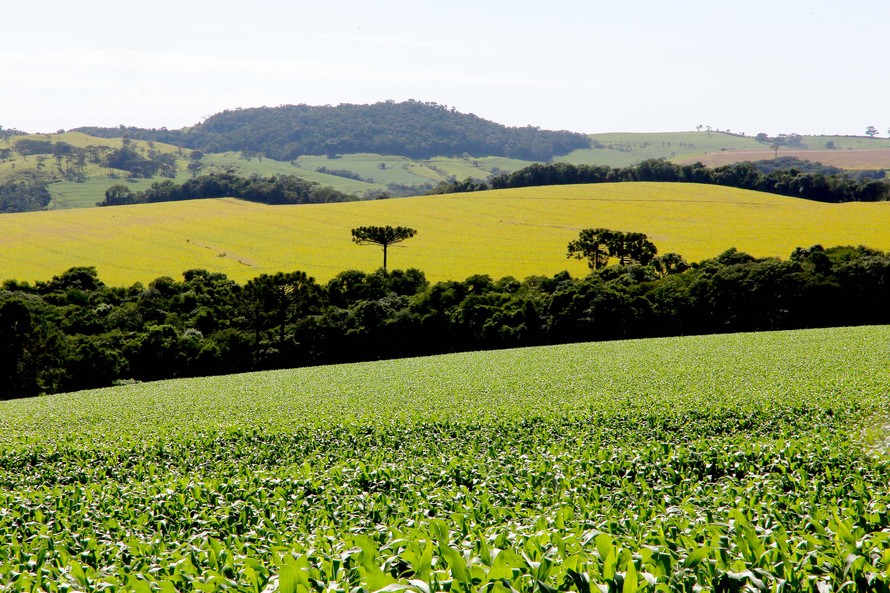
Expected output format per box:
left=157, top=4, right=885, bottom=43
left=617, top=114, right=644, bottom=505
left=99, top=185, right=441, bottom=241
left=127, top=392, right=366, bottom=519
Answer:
left=1, top=0, right=887, bottom=136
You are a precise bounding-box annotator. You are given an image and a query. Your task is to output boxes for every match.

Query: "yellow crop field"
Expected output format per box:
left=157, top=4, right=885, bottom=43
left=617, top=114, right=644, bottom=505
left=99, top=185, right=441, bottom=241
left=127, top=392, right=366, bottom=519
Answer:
left=1, top=182, right=890, bottom=286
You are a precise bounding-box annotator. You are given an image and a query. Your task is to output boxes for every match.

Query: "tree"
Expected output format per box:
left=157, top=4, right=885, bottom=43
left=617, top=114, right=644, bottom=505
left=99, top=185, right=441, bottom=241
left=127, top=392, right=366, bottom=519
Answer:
left=616, top=232, right=658, bottom=265
left=567, top=228, right=658, bottom=270
left=351, top=226, right=417, bottom=270
left=187, top=160, right=205, bottom=178
left=102, top=184, right=132, bottom=206
left=865, top=126, right=878, bottom=138
left=566, top=228, right=614, bottom=270
left=652, top=252, right=690, bottom=277
left=242, top=271, right=320, bottom=364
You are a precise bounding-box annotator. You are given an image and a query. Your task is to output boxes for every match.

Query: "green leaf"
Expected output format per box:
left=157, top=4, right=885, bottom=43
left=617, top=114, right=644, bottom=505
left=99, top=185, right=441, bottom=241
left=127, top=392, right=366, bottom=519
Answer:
left=622, top=562, right=637, bottom=593
left=488, top=551, right=513, bottom=582
left=682, top=547, right=711, bottom=570
left=603, top=547, right=617, bottom=582
left=279, top=564, right=299, bottom=593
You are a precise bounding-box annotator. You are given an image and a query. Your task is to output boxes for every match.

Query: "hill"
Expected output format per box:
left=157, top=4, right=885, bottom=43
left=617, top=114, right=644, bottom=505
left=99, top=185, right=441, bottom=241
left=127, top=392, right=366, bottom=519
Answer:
left=72, top=100, right=592, bottom=161
left=559, top=131, right=890, bottom=169
left=675, top=147, right=890, bottom=170
left=2, top=182, right=890, bottom=286
left=0, top=131, right=541, bottom=210
left=3, top=125, right=889, bottom=214
left=1, top=326, right=888, bottom=589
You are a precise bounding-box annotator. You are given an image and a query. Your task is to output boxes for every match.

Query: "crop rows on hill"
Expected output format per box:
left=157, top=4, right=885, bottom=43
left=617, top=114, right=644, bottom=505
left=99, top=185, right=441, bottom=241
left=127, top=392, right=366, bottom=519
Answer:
left=1, top=326, right=888, bottom=592
left=4, top=183, right=890, bottom=286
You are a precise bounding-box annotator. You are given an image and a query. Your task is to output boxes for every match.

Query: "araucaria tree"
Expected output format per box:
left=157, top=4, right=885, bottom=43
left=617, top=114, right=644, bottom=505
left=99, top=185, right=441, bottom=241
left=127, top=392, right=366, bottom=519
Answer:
left=567, top=228, right=658, bottom=270
left=351, top=226, right=417, bottom=270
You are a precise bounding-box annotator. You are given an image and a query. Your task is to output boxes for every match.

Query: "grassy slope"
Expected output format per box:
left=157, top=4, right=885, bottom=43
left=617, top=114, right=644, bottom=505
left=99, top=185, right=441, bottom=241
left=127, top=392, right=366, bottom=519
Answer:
left=0, top=130, right=537, bottom=208
left=0, top=132, right=192, bottom=209
left=558, top=131, right=764, bottom=167
left=675, top=147, right=890, bottom=169
left=3, top=130, right=889, bottom=215
left=560, top=132, right=890, bottom=169
left=2, top=325, right=887, bottom=441
left=1, top=182, right=890, bottom=286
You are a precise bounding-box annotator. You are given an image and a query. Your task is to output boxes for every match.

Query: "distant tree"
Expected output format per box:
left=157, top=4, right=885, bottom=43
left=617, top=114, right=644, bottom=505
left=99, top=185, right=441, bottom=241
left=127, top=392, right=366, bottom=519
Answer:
left=187, top=160, right=205, bottom=178
left=567, top=228, right=658, bottom=270
left=0, top=174, right=52, bottom=212
left=651, top=252, right=690, bottom=277
left=102, top=184, right=132, bottom=206
left=243, top=270, right=319, bottom=356
left=865, top=126, right=878, bottom=138
left=615, top=232, right=659, bottom=265
left=351, top=226, right=418, bottom=270
left=566, top=228, right=614, bottom=270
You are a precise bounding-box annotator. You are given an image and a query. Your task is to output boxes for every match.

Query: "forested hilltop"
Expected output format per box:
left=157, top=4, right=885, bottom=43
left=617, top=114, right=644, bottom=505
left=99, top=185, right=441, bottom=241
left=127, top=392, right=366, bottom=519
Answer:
left=73, top=100, right=592, bottom=161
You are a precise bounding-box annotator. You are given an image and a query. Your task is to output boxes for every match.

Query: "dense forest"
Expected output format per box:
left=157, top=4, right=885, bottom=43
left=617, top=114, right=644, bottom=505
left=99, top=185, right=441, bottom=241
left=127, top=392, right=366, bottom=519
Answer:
left=72, top=101, right=592, bottom=161
left=0, top=173, right=52, bottom=212
left=98, top=172, right=352, bottom=206
left=2, top=243, right=888, bottom=399
left=432, top=159, right=890, bottom=202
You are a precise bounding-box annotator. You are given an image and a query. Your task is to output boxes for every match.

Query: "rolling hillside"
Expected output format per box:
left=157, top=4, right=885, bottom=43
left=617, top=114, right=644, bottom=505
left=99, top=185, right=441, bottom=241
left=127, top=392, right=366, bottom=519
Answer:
left=4, top=124, right=888, bottom=214
left=1, top=182, right=890, bottom=286
left=565, top=132, right=890, bottom=169
left=1, top=326, right=888, bottom=589
left=0, top=132, right=538, bottom=209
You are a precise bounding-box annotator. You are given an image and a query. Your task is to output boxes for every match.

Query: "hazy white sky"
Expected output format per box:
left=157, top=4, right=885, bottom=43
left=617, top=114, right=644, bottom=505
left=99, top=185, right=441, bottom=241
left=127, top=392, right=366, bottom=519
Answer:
left=2, top=0, right=887, bottom=136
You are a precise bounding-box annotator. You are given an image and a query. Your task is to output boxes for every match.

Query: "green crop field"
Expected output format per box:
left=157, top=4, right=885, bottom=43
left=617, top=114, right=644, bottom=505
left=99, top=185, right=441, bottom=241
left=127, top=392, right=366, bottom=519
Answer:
left=557, top=132, right=765, bottom=168
left=560, top=132, right=890, bottom=169
left=1, top=325, right=888, bottom=591
left=2, top=182, right=890, bottom=286
left=675, top=148, right=890, bottom=171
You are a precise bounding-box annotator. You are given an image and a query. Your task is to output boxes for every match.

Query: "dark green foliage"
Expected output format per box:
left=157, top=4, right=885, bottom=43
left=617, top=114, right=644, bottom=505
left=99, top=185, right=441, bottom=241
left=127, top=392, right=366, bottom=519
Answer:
left=434, top=159, right=890, bottom=203
left=315, top=166, right=368, bottom=181
left=0, top=173, right=52, bottom=212
left=242, top=271, right=323, bottom=367
left=97, top=172, right=351, bottom=206
left=567, top=229, right=658, bottom=269
left=73, top=100, right=592, bottom=161
left=13, top=139, right=55, bottom=156
left=99, top=140, right=176, bottom=178
left=2, top=245, right=890, bottom=399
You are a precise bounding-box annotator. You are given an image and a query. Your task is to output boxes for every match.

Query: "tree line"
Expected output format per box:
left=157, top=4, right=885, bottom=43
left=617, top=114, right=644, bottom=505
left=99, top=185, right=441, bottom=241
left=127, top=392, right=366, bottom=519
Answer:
left=2, top=243, right=888, bottom=400
left=0, top=173, right=52, bottom=213
left=72, top=101, right=592, bottom=161
left=431, top=160, right=890, bottom=203
left=10, top=138, right=178, bottom=180
left=98, top=172, right=352, bottom=207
